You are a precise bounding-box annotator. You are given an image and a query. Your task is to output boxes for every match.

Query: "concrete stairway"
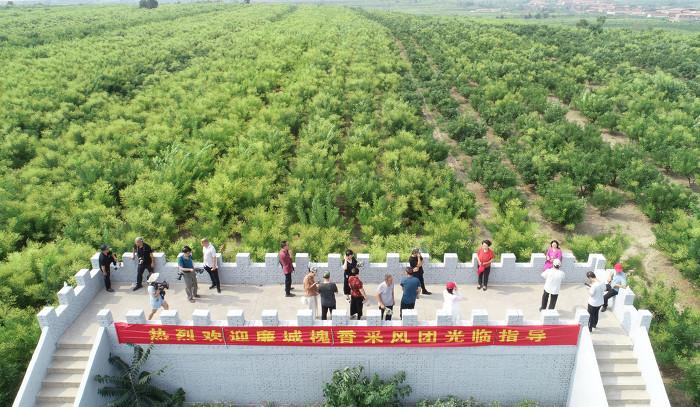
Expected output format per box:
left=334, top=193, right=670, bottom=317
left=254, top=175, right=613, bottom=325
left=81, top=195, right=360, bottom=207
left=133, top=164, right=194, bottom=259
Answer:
left=35, top=343, right=91, bottom=407
left=593, top=332, right=650, bottom=407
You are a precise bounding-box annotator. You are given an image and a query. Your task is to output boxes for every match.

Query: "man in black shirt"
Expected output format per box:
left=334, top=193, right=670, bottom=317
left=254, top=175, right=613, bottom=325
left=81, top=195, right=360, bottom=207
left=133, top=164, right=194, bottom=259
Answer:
left=98, top=244, right=117, bottom=293
left=409, top=248, right=432, bottom=295
left=133, top=237, right=154, bottom=291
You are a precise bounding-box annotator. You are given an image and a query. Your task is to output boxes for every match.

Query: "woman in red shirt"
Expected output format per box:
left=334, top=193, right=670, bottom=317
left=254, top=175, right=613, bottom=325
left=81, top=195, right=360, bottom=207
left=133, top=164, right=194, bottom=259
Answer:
left=348, top=267, right=367, bottom=319
left=476, top=239, right=495, bottom=291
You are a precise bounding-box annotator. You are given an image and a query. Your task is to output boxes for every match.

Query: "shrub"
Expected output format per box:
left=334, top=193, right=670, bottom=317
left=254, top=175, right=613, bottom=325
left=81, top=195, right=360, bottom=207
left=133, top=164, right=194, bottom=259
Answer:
left=323, top=366, right=411, bottom=407
left=486, top=200, right=546, bottom=261
left=446, top=115, right=487, bottom=142
left=637, top=182, right=694, bottom=223
left=589, top=185, right=625, bottom=215
left=537, top=178, right=587, bottom=229
left=568, top=231, right=629, bottom=264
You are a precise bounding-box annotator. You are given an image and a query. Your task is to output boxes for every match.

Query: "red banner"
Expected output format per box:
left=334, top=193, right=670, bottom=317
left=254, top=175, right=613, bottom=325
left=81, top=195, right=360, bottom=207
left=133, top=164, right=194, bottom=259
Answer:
left=115, top=323, right=579, bottom=347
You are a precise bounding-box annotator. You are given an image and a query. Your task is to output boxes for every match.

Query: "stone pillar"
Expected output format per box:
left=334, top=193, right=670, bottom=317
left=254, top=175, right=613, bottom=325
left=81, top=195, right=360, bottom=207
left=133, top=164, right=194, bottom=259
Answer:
left=506, top=309, right=524, bottom=325
left=295, top=253, right=310, bottom=273
left=500, top=253, right=517, bottom=271
left=265, top=253, right=280, bottom=271
left=471, top=309, right=489, bottom=326
left=227, top=309, right=245, bottom=326
left=160, top=310, right=180, bottom=325
left=262, top=310, right=279, bottom=326
left=37, top=307, right=57, bottom=329
left=639, top=310, right=652, bottom=331
left=122, top=252, right=137, bottom=275
left=436, top=310, right=453, bottom=326
left=126, top=309, right=147, bottom=324
left=332, top=308, right=349, bottom=326
left=91, top=252, right=101, bottom=270
left=192, top=309, right=211, bottom=326
left=236, top=253, right=251, bottom=270
left=153, top=252, right=166, bottom=271
left=574, top=308, right=589, bottom=327
left=386, top=253, right=400, bottom=273
left=444, top=253, right=458, bottom=273
left=297, top=309, right=314, bottom=326
left=365, top=309, right=382, bottom=326
left=541, top=309, right=560, bottom=325
left=97, top=309, right=114, bottom=327
left=531, top=253, right=546, bottom=271
left=401, top=309, right=418, bottom=326
left=57, top=286, right=75, bottom=306
left=75, top=269, right=91, bottom=287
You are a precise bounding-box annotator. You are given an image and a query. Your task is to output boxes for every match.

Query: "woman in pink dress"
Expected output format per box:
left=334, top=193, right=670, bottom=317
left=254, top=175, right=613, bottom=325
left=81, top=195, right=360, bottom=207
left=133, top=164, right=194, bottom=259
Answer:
left=543, top=240, right=562, bottom=271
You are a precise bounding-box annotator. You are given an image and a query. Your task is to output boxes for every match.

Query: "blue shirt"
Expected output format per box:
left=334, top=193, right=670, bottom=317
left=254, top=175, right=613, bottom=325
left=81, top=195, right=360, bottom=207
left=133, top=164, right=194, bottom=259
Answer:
left=178, top=255, right=194, bottom=269
left=400, top=276, right=420, bottom=305
left=611, top=272, right=627, bottom=288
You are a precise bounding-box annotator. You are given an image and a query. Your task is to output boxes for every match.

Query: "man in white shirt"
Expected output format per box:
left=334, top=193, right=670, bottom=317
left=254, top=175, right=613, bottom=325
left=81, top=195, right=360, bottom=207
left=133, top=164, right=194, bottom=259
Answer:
left=586, top=271, right=605, bottom=333
left=540, top=258, right=565, bottom=311
left=376, top=274, right=395, bottom=320
left=201, top=238, right=220, bottom=293
left=441, top=282, right=462, bottom=324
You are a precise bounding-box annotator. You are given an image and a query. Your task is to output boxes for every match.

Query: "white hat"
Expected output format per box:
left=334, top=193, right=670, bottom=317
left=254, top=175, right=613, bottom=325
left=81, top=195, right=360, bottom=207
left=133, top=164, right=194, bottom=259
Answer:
left=147, top=273, right=159, bottom=283
left=553, top=259, right=561, bottom=267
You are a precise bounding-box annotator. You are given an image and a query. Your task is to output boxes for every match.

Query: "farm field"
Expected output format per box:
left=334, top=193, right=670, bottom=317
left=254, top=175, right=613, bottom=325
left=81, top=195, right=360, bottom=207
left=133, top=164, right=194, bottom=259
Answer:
left=0, top=3, right=699, bottom=405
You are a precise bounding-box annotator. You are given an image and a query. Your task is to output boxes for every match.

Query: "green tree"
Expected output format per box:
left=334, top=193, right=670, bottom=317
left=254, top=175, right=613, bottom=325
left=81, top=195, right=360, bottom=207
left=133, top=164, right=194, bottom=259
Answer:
left=95, top=344, right=186, bottom=406
left=323, top=366, right=411, bottom=407
left=486, top=200, right=545, bottom=261
left=589, top=185, right=625, bottom=216
left=537, top=178, right=587, bottom=229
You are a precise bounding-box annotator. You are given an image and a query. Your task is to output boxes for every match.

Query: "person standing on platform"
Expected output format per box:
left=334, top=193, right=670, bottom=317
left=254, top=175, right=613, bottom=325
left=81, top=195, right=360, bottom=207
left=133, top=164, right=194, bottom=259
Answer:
left=178, top=246, right=199, bottom=303
left=376, top=274, right=395, bottom=320
left=540, top=258, right=565, bottom=311
left=409, top=248, right=431, bottom=295
left=303, top=268, right=320, bottom=320
left=132, top=237, right=154, bottom=291
left=348, top=267, right=366, bottom=319
left=279, top=241, right=295, bottom=297
left=318, top=272, right=338, bottom=320
left=147, top=273, right=169, bottom=320
left=400, top=267, right=421, bottom=319
left=342, top=249, right=358, bottom=301
left=602, top=263, right=627, bottom=312
left=201, top=238, right=220, bottom=293
left=586, top=271, right=605, bottom=333
left=98, top=244, right=117, bottom=293
left=543, top=240, right=562, bottom=271
left=441, top=282, right=462, bottom=323
left=476, top=239, right=494, bottom=291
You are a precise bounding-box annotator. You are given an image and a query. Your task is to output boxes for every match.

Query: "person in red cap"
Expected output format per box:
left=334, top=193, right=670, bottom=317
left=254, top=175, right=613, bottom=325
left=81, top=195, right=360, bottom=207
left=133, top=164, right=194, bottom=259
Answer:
left=602, top=263, right=627, bottom=312
left=476, top=239, right=494, bottom=291
left=441, top=281, right=462, bottom=323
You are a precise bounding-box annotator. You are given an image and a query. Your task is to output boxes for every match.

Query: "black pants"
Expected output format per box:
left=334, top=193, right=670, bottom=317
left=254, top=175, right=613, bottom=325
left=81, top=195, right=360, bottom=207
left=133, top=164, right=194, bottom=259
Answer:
left=284, top=272, right=292, bottom=295
left=603, top=284, right=618, bottom=307
left=205, top=266, right=220, bottom=290
left=136, top=263, right=154, bottom=287
left=343, top=272, right=351, bottom=295
left=350, top=296, right=364, bottom=319
left=380, top=305, right=394, bottom=320
left=478, top=267, right=491, bottom=287
left=103, top=270, right=111, bottom=290
left=400, top=302, right=415, bottom=319
left=541, top=291, right=558, bottom=310
left=416, top=271, right=428, bottom=293
left=322, top=306, right=334, bottom=320
left=588, top=304, right=601, bottom=332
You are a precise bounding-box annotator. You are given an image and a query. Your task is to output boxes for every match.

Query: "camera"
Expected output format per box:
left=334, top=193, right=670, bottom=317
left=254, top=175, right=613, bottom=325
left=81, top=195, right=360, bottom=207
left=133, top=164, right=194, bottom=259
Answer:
left=176, top=267, right=204, bottom=281
left=151, top=280, right=169, bottom=299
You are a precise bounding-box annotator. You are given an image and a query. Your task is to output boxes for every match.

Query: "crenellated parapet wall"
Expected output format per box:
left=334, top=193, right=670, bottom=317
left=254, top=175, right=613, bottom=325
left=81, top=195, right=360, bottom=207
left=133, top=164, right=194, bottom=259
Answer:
left=93, top=251, right=607, bottom=286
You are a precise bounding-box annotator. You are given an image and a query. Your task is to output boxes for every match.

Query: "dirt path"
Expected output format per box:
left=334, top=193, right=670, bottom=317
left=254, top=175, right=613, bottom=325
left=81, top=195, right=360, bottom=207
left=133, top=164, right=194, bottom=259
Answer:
left=545, top=95, right=699, bottom=308
left=394, top=38, right=493, bottom=237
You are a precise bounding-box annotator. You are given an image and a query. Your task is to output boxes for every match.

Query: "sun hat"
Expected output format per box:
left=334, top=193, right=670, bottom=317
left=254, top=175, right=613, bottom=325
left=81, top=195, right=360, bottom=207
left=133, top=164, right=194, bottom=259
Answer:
left=446, top=281, right=457, bottom=290
left=553, top=259, right=561, bottom=267
left=614, top=263, right=623, bottom=273
left=147, top=273, right=160, bottom=283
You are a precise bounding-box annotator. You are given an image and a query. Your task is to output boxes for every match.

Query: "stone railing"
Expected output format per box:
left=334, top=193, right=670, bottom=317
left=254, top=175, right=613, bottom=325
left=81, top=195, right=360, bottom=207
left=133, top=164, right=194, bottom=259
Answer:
left=94, top=251, right=606, bottom=286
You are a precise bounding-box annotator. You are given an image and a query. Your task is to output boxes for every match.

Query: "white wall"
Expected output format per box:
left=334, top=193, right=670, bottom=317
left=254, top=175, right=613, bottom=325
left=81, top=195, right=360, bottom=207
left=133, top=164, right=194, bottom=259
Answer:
left=632, top=327, right=670, bottom=407
left=12, top=328, right=56, bottom=407
left=104, top=324, right=577, bottom=405
left=100, top=251, right=606, bottom=287
left=567, top=329, right=608, bottom=407
left=75, top=327, right=115, bottom=407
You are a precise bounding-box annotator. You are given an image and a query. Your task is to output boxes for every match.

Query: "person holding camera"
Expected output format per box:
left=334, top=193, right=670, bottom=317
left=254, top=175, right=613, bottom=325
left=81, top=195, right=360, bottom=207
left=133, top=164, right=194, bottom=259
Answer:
left=178, top=246, right=199, bottom=303
left=409, top=248, right=431, bottom=295
left=132, top=237, right=154, bottom=291
left=586, top=271, right=605, bottom=333
left=147, top=273, right=169, bottom=320
left=540, top=258, right=565, bottom=311
left=376, top=274, right=395, bottom=320
left=279, top=241, right=295, bottom=297
left=348, top=267, right=367, bottom=320
left=342, top=249, right=358, bottom=301
left=98, top=244, right=117, bottom=293
left=318, top=271, right=338, bottom=320
left=201, top=238, right=220, bottom=293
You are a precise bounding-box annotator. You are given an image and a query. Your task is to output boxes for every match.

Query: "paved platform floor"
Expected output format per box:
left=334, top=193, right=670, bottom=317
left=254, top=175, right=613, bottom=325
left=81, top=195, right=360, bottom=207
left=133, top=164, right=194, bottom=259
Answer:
left=61, top=281, right=623, bottom=343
